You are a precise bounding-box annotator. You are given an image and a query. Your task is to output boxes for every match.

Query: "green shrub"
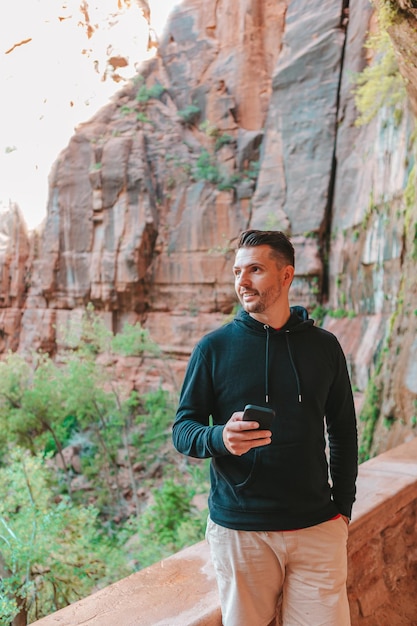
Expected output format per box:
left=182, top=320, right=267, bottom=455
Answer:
left=136, top=81, right=165, bottom=103
left=194, top=149, right=221, bottom=184
left=178, top=104, right=201, bottom=124
left=112, top=323, right=160, bottom=356
left=214, top=133, right=234, bottom=151
left=134, top=478, right=207, bottom=569
left=310, top=305, right=328, bottom=326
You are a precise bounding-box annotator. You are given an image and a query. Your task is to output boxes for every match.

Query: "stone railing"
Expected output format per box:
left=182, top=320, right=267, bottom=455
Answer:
left=31, top=437, right=417, bottom=626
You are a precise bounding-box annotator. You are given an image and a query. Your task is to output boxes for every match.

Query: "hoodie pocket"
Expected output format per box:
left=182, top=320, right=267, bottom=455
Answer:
left=211, top=452, right=258, bottom=505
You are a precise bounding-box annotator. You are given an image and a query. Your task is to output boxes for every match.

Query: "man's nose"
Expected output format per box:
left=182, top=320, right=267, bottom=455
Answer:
left=237, top=272, right=250, bottom=287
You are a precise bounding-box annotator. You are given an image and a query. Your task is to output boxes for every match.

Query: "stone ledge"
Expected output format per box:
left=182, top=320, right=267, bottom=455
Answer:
left=349, top=437, right=417, bottom=550
left=31, top=437, right=417, bottom=626
left=30, top=541, right=221, bottom=626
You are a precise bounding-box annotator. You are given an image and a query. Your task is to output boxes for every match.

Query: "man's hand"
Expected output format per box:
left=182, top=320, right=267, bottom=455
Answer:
left=222, top=411, right=272, bottom=456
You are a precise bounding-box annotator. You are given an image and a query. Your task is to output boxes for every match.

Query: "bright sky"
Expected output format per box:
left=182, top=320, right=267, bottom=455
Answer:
left=0, top=0, right=181, bottom=230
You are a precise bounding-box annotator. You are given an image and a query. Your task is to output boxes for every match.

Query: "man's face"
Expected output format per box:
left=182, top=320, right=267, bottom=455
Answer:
left=233, top=245, right=292, bottom=319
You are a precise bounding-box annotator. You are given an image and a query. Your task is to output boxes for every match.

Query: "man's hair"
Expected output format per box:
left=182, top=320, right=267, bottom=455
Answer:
left=237, top=230, right=295, bottom=267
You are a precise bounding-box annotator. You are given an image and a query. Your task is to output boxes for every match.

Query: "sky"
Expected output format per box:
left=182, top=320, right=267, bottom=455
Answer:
left=0, top=0, right=181, bottom=230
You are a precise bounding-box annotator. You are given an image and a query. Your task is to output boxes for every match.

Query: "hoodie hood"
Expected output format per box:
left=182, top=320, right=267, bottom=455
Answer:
left=234, top=305, right=314, bottom=404
left=234, top=304, right=314, bottom=333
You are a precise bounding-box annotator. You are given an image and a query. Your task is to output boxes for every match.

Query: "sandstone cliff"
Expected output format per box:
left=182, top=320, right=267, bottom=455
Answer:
left=1, top=0, right=417, bottom=459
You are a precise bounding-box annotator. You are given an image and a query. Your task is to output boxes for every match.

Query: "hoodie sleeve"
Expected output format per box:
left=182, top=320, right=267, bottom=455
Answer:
left=172, top=344, right=229, bottom=459
left=325, top=339, right=358, bottom=518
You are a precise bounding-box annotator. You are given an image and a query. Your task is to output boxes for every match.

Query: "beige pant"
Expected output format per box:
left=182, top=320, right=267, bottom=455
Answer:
left=206, top=516, right=350, bottom=626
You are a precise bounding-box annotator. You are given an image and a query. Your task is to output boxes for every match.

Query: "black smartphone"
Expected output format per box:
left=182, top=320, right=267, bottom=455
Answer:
left=242, top=404, right=275, bottom=430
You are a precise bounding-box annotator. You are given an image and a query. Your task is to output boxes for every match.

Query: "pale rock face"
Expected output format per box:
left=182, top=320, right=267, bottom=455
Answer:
left=251, top=0, right=346, bottom=237
left=1, top=0, right=417, bottom=456
left=0, top=204, right=31, bottom=351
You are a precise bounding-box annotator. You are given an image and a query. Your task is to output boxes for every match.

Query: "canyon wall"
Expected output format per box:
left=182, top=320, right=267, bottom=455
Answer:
left=1, top=0, right=417, bottom=458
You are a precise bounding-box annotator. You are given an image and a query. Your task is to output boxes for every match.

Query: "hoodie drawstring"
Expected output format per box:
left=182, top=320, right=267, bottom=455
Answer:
left=263, top=325, right=302, bottom=404
left=264, top=325, right=270, bottom=404
left=285, top=330, right=302, bottom=403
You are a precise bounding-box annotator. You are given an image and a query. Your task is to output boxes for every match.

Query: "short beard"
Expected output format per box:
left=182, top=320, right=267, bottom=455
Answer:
left=241, top=285, right=280, bottom=314
left=243, top=300, right=266, bottom=314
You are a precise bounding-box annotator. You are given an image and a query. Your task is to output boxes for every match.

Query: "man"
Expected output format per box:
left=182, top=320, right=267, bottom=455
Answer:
left=172, top=230, right=358, bottom=626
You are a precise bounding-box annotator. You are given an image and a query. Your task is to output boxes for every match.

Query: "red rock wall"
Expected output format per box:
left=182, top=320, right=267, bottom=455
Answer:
left=1, top=0, right=417, bottom=455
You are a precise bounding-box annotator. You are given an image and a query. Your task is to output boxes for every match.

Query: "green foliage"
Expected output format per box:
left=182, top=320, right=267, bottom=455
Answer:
left=308, top=306, right=357, bottom=327
left=383, top=415, right=395, bottom=429
left=118, top=77, right=165, bottom=124
left=403, top=164, right=417, bottom=259
left=120, top=104, right=133, bottom=116
left=310, top=305, right=328, bottom=327
left=136, top=112, right=151, bottom=124
left=177, top=103, right=201, bottom=124
left=163, top=152, right=193, bottom=189
left=214, top=133, right=234, bottom=152
left=66, top=303, right=113, bottom=355
left=264, top=213, right=281, bottom=230
left=412, top=401, right=417, bottom=427
left=194, top=149, right=222, bottom=184
left=60, top=322, right=174, bottom=515
left=134, top=477, right=207, bottom=569
left=244, top=160, right=260, bottom=181
left=199, top=120, right=219, bottom=137
left=0, top=449, right=129, bottom=623
left=111, top=323, right=160, bottom=356
left=0, top=352, right=71, bottom=460
left=0, top=589, right=18, bottom=625
left=357, top=337, right=386, bottom=466
left=132, top=389, right=174, bottom=456
left=358, top=377, right=381, bottom=462
left=310, top=276, right=320, bottom=296
left=0, top=306, right=210, bottom=620
left=135, top=79, right=165, bottom=103
left=192, top=148, right=257, bottom=192
left=0, top=309, right=173, bottom=518
left=327, top=308, right=356, bottom=319
left=164, top=114, right=259, bottom=194
left=413, top=222, right=417, bottom=261
left=43, top=414, right=78, bottom=455
left=353, top=29, right=406, bottom=127
left=375, top=1, right=399, bottom=31
left=404, top=164, right=416, bottom=211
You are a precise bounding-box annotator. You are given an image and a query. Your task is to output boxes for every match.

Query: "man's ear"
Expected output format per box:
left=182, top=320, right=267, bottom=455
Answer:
left=283, top=265, right=295, bottom=286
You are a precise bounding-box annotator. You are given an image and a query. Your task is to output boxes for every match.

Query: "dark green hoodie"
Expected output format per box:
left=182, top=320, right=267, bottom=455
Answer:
left=172, top=306, right=358, bottom=531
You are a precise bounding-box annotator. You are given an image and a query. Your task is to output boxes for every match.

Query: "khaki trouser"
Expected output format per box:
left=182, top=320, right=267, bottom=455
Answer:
left=206, top=516, right=350, bottom=626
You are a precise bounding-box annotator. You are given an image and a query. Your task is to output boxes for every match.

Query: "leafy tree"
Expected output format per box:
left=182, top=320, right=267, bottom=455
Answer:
left=0, top=353, right=71, bottom=479
left=0, top=449, right=129, bottom=625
